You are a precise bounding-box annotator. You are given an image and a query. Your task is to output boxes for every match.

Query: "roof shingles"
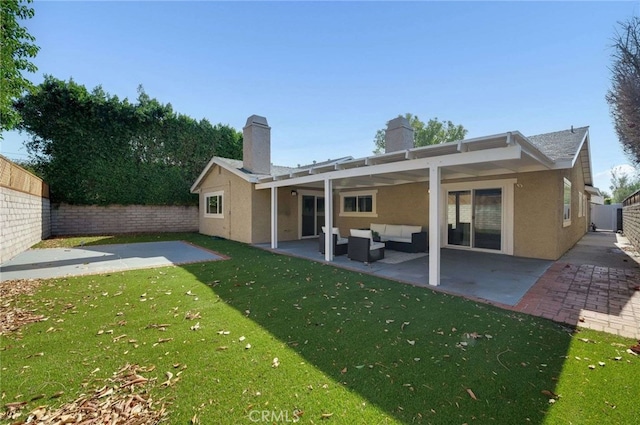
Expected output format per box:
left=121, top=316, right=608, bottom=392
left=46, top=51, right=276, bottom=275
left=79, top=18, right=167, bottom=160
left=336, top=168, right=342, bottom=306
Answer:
left=526, top=126, right=588, bottom=162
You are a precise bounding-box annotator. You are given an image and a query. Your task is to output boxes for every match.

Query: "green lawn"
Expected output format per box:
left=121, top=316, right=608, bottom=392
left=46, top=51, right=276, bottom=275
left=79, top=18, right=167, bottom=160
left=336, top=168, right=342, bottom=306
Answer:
left=1, top=233, right=638, bottom=424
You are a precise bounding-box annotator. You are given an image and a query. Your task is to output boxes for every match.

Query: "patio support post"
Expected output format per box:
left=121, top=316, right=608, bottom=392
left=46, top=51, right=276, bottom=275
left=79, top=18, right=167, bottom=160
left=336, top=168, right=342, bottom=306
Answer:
left=271, top=187, right=278, bottom=249
left=428, top=166, right=441, bottom=286
left=324, top=178, right=333, bottom=261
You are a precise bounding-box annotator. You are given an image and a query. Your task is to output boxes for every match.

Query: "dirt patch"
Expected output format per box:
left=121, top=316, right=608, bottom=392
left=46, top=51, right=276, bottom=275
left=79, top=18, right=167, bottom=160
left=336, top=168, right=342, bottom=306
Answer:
left=1, top=364, right=168, bottom=424
left=0, top=279, right=46, bottom=335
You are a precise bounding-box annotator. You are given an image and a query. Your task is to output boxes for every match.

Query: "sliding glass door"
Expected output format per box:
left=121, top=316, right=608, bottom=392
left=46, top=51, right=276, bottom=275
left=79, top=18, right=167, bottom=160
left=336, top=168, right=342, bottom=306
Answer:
left=447, top=188, right=502, bottom=251
left=301, top=195, right=325, bottom=238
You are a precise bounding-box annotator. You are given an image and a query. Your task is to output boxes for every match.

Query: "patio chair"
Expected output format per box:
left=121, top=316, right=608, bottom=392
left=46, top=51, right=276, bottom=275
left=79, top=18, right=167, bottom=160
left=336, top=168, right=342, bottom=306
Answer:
left=319, top=227, right=349, bottom=256
left=347, top=229, right=385, bottom=264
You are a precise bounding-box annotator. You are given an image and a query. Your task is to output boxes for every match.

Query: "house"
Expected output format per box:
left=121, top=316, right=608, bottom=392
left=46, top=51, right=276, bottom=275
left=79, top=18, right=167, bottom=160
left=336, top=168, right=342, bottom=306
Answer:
left=191, top=115, right=598, bottom=286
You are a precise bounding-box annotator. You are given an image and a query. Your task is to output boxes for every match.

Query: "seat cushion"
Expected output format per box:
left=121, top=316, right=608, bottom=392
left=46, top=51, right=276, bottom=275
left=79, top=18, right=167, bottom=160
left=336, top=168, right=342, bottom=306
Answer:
left=385, top=236, right=412, bottom=244
left=370, top=223, right=386, bottom=236
left=336, top=237, right=348, bottom=245
left=384, top=225, right=403, bottom=238
left=370, top=241, right=386, bottom=251
left=401, top=225, right=422, bottom=238
left=350, top=229, right=373, bottom=240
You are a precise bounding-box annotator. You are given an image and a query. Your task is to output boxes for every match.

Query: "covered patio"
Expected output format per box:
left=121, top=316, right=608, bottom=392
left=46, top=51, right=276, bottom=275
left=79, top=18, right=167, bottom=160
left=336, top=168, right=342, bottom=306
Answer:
left=255, top=239, right=552, bottom=306
left=254, top=117, right=584, bottom=287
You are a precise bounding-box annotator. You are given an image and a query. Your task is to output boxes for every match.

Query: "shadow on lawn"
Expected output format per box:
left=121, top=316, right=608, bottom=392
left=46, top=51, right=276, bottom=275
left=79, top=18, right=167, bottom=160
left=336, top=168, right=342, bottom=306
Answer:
left=182, top=240, right=573, bottom=424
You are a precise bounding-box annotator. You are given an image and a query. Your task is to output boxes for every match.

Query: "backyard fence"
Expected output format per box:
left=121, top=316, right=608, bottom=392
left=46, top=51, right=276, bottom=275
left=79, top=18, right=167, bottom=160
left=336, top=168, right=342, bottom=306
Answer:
left=622, top=188, right=640, bottom=252
left=0, top=155, right=51, bottom=263
left=50, top=203, right=199, bottom=236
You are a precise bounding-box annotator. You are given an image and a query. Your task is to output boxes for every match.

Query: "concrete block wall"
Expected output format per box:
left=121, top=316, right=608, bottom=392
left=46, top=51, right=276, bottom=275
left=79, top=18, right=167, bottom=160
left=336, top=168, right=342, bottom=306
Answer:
left=623, top=204, right=640, bottom=251
left=51, top=204, right=198, bottom=236
left=1, top=187, right=51, bottom=263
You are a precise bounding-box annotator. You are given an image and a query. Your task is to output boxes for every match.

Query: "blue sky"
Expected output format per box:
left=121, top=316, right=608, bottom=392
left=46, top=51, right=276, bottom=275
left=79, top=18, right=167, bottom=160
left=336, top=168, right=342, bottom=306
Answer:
left=1, top=1, right=639, bottom=193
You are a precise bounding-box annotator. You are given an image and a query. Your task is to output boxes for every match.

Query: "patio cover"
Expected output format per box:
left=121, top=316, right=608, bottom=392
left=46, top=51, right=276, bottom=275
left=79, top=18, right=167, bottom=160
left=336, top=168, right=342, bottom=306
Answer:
left=253, top=129, right=592, bottom=286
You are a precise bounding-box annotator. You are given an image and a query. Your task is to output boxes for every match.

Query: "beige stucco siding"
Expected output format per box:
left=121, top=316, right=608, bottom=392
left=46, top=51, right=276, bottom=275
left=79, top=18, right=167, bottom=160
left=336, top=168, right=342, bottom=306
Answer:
left=335, top=183, right=430, bottom=236
left=512, top=171, right=562, bottom=259
left=197, top=165, right=253, bottom=243
left=557, top=150, right=590, bottom=256
left=277, top=188, right=299, bottom=241
left=251, top=187, right=299, bottom=243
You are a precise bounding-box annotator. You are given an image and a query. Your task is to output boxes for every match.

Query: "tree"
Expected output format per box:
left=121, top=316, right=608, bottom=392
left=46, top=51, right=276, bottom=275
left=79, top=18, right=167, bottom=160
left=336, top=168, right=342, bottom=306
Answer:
left=0, top=0, right=39, bottom=133
left=373, top=113, right=467, bottom=154
left=606, top=17, right=640, bottom=165
left=15, top=76, right=242, bottom=205
left=609, top=168, right=640, bottom=203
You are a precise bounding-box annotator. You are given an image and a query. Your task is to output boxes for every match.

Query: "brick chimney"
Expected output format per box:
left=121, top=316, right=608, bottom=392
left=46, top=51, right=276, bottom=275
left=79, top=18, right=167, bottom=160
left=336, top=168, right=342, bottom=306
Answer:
left=385, top=116, right=414, bottom=153
left=243, top=115, right=271, bottom=175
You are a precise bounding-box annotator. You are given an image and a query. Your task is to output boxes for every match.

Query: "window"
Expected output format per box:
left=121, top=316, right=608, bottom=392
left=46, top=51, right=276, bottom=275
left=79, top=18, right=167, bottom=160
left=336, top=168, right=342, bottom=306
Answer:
left=563, top=178, right=571, bottom=227
left=578, top=192, right=584, bottom=218
left=205, top=191, right=224, bottom=218
left=339, top=190, right=377, bottom=217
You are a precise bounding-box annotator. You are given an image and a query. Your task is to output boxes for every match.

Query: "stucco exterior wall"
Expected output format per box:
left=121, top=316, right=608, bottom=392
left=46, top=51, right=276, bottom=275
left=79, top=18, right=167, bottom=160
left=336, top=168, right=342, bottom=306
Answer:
left=335, top=183, right=429, bottom=236
left=512, top=170, right=563, bottom=259
left=0, top=187, right=51, bottom=263
left=556, top=150, right=590, bottom=257
left=197, top=167, right=299, bottom=244
left=199, top=157, right=588, bottom=260
left=198, top=165, right=252, bottom=243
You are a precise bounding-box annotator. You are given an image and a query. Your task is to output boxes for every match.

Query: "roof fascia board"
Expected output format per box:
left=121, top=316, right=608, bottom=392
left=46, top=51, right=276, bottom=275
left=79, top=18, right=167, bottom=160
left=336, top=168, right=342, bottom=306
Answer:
left=570, top=130, right=589, bottom=168
left=190, top=157, right=255, bottom=193
left=256, top=145, right=523, bottom=190
left=190, top=157, right=219, bottom=193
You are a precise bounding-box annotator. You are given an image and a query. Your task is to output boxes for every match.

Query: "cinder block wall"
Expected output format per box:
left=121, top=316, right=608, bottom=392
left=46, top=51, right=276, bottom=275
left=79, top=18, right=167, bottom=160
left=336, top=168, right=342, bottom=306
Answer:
left=623, top=204, right=640, bottom=251
left=51, top=204, right=199, bottom=236
left=1, top=187, right=51, bottom=263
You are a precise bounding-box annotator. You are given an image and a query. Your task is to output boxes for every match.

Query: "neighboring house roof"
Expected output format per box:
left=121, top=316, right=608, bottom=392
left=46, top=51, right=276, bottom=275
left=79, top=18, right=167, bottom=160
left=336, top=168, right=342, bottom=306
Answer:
left=191, top=126, right=595, bottom=193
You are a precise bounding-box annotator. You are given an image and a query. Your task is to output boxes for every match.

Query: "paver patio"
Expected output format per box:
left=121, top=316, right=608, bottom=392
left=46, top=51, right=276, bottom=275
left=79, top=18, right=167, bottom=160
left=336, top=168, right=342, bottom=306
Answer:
left=513, top=262, right=640, bottom=339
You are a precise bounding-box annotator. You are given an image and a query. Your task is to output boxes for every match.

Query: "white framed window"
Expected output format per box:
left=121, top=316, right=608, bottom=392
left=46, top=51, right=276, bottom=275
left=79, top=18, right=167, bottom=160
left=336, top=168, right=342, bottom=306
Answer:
left=578, top=192, right=584, bottom=218
left=563, top=178, right=571, bottom=227
left=339, top=190, right=378, bottom=217
left=204, top=191, right=224, bottom=218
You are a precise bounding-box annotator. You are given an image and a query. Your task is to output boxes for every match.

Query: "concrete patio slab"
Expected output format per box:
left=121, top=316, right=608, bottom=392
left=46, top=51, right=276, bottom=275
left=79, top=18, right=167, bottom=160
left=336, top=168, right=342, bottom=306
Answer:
left=255, top=240, right=552, bottom=306
left=0, top=241, right=224, bottom=282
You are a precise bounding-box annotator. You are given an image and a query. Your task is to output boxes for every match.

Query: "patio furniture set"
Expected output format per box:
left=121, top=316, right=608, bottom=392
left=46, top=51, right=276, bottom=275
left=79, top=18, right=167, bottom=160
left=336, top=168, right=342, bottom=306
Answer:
left=319, top=224, right=428, bottom=264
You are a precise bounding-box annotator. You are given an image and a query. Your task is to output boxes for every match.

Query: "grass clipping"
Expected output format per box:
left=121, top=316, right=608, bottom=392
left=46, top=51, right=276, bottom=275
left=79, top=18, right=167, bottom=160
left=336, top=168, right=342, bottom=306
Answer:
left=2, top=364, right=168, bottom=424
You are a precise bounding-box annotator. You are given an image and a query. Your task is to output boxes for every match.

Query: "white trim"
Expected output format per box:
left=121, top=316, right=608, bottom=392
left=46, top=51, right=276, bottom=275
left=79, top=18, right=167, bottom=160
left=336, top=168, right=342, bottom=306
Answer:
left=324, top=179, right=334, bottom=261
left=563, top=178, right=572, bottom=227
left=441, top=178, right=516, bottom=256
left=339, top=189, right=378, bottom=218
left=256, top=145, right=524, bottom=190
left=204, top=191, right=224, bottom=218
left=271, top=187, right=278, bottom=249
left=429, top=167, right=441, bottom=286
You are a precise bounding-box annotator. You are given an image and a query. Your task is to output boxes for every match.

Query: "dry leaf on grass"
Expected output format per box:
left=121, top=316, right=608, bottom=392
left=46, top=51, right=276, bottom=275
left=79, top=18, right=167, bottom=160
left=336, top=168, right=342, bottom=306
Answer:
left=466, top=388, right=478, bottom=400
left=0, top=279, right=48, bottom=335
left=0, top=364, right=168, bottom=424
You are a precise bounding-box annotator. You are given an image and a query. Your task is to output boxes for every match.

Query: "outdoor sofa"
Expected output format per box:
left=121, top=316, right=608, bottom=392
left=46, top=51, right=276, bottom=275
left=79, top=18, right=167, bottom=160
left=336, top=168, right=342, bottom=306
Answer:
left=370, top=223, right=427, bottom=253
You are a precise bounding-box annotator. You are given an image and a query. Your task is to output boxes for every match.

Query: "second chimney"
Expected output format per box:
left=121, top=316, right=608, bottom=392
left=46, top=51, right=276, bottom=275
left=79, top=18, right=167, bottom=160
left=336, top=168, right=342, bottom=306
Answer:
left=385, top=116, right=414, bottom=153
left=243, top=115, right=271, bottom=175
